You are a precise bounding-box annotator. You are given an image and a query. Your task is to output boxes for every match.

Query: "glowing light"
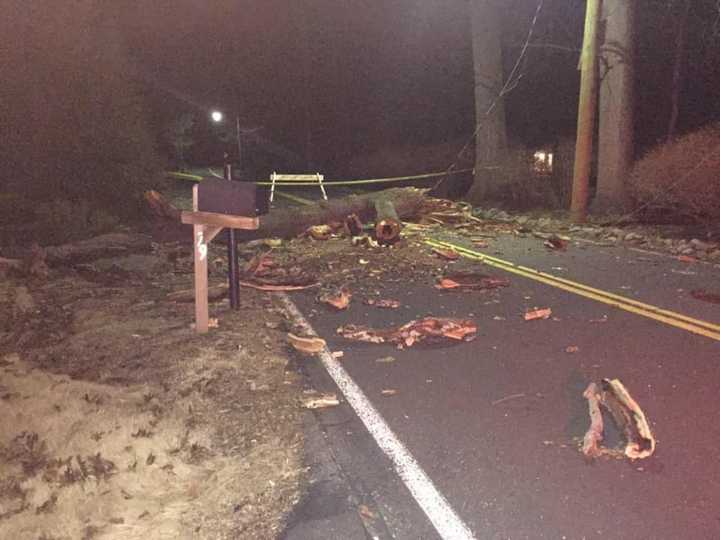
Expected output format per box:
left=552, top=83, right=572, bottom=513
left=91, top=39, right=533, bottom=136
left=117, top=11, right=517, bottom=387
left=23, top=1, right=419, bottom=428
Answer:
left=210, top=110, right=223, bottom=123
left=533, top=150, right=554, bottom=175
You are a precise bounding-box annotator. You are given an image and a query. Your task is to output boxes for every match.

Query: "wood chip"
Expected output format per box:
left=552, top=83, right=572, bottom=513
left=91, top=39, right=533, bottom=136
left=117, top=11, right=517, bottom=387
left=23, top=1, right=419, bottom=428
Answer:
left=303, top=393, right=339, bottom=409
left=524, top=307, right=552, bottom=321
left=432, top=247, right=460, bottom=260
left=287, top=333, right=326, bottom=354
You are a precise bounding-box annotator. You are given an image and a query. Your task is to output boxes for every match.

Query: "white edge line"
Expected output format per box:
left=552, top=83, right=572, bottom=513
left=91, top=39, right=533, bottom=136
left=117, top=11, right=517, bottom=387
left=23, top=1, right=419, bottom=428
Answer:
left=278, top=293, right=477, bottom=540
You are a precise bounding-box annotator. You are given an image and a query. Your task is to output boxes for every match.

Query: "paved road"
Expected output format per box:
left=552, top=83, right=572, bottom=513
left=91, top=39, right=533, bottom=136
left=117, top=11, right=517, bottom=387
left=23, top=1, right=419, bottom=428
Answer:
left=288, top=231, right=720, bottom=539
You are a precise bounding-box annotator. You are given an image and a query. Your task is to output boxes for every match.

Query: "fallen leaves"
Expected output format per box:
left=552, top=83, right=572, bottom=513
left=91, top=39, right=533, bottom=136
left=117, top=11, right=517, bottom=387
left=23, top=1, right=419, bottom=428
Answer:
left=523, top=307, right=552, bottom=321
left=337, top=317, right=477, bottom=349
left=287, top=333, right=327, bottom=355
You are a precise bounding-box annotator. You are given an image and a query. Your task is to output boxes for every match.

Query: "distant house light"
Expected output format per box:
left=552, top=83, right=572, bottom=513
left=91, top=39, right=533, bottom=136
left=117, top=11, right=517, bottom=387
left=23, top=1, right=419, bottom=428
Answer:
left=211, top=110, right=224, bottom=123
left=533, top=150, right=553, bottom=175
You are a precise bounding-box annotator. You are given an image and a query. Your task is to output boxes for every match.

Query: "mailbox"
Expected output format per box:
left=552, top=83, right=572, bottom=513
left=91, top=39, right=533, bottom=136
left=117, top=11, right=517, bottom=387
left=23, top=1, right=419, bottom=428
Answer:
left=197, top=178, right=269, bottom=217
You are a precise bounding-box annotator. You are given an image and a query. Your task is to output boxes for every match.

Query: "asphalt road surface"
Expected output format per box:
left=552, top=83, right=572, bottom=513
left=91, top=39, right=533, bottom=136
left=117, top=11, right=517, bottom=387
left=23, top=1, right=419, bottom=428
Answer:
left=286, top=231, right=720, bottom=540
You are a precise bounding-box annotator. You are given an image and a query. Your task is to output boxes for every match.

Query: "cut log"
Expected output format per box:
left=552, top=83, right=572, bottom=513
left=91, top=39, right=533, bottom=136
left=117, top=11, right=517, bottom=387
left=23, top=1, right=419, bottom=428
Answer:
left=241, top=187, right=427, bottom=240
left=374, top=199, right=402, bottom=244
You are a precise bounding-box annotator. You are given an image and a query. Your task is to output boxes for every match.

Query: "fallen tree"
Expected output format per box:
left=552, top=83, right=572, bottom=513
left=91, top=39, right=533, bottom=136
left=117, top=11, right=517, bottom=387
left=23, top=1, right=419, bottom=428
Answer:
left=243, top=187, right=428, bottom=240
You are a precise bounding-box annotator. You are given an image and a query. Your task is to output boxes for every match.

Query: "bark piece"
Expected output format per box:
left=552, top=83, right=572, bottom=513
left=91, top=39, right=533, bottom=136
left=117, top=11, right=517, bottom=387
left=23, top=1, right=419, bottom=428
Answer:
left=581, top=378, right=655, bottom=461
left=432, top=248, right=460, bottom=261
left=337, top=317, right=477, bottom=349
left=601, top=378, right=655, bottom=460
left=582, top=382, right=606, bottom=459
left=318, top=287, right=352, bottom=310
left=524, top=308, right=552, bottom=321
left=303, top=393, right=339, bottom=409
left=288, top=333, right=326, bottom=355
left=436, top=272, right=510, bottom=291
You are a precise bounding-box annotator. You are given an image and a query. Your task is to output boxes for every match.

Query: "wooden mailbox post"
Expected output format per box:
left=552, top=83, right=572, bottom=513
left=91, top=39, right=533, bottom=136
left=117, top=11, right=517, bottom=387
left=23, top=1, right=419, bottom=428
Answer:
left=180, top=178, right=266, bottom=333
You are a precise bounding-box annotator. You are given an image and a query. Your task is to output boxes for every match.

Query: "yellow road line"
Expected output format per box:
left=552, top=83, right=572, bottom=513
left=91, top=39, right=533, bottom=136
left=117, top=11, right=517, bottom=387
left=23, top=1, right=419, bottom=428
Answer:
left=426, top=238, right=720, bottom=342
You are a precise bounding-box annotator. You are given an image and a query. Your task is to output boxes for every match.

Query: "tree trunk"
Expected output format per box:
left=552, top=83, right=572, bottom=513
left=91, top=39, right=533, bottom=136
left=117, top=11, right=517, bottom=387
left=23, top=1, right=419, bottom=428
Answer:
left=594, top=0, right=636, bottom=213
left=465, top=0, right=508, bottom=204
left=241, top=187, right=428, bottom=240
left=667, top=0, right=690, bottom=142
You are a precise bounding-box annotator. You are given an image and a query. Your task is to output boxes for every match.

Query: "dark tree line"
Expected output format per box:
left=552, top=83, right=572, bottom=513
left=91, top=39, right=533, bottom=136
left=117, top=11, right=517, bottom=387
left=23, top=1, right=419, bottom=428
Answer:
left=0, top=1, right=162, bottom=217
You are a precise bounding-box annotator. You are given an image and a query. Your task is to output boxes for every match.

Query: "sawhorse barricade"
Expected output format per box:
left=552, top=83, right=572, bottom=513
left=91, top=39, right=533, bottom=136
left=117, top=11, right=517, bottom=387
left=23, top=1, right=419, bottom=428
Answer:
left=269, top=172, right=327, bottom=203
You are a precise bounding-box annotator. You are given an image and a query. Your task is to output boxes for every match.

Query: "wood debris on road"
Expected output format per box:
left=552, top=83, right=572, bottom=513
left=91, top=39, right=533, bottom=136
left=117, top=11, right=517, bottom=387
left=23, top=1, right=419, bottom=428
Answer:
left=582, top=379, right=656, bottom=460
left=302, top=393, right=340, bottom=409
left=436, top=272, right=510, bottom=291
left=337, top=317, right=477, bottom=349
left=318, top=286, right=352, bottom=310
left=524, top=307, right=552, bottom=321
left=287, top=333, right=327, bottom=355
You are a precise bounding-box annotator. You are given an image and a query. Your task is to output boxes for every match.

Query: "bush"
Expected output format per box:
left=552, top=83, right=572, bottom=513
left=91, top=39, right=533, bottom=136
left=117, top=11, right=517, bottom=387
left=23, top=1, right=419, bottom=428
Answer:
left=628, top=123, right=720, bottom=223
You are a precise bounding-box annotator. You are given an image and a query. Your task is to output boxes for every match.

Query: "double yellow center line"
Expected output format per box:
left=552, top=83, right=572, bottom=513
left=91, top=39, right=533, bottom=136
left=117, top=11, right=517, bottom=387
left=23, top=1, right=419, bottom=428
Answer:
left=425, top=238, right=720, bottom=342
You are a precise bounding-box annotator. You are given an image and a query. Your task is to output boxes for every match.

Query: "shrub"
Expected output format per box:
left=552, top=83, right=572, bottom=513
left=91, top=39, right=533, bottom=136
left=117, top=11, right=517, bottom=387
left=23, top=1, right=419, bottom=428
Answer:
left=628, top=123, right=720, bottom=223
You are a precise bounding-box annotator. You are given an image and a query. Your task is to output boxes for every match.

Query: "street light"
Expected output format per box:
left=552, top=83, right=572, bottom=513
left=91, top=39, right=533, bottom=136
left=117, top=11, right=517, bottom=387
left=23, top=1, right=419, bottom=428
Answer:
left=210, top=108, right=240, bottom=310
left=210, top=109, right=243, bottom=173
left=210, top=110, right=223, bottom=123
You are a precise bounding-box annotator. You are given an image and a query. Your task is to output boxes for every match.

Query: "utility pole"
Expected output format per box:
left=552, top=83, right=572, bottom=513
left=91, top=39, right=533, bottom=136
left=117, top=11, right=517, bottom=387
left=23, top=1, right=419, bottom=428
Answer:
left=570, top=0, right=601, bottom=223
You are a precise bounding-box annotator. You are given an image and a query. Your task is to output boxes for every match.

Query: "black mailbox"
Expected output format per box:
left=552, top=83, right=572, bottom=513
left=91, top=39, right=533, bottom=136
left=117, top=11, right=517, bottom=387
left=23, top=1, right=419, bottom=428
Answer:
left=197, top=178, right=270, bottom=217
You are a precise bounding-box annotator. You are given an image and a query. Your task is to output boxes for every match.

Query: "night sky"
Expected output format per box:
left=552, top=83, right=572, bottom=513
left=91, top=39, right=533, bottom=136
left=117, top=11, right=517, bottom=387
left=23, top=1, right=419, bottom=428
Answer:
left=14, top=1, right=720, bottom=176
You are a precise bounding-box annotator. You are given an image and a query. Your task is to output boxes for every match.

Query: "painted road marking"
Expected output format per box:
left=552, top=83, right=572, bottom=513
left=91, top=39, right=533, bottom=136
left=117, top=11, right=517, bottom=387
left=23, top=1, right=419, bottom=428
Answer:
left=426, top=238, right=720, bottom=342
left=279, top=293, right=477, bottom=540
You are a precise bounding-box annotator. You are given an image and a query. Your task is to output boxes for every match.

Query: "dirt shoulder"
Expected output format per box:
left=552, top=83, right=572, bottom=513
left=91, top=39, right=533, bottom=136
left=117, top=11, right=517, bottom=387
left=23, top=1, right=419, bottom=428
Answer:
left=0, top=239, right=304, bottom=539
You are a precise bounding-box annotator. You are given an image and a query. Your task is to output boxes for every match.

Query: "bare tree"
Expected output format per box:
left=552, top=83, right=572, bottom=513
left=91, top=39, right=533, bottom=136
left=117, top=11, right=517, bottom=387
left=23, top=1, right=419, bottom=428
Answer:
left=594, top=0, right=636, bottom=212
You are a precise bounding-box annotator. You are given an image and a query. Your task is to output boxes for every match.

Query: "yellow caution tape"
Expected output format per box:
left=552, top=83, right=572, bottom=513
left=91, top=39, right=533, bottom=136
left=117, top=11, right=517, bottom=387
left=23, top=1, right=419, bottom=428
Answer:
left=167, top=168, right=473, bottom=187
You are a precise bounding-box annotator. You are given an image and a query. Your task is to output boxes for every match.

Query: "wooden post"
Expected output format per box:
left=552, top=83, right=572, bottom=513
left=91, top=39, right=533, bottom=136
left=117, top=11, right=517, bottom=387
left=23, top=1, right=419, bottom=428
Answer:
left=570, top=0, right=601, bottom=223
left=190, top=185, right=223, bottom=333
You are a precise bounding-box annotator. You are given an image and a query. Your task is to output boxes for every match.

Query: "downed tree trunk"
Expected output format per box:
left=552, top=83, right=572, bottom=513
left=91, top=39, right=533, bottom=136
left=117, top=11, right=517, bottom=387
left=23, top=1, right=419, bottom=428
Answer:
left=43, top=233, right=153, bottom=265
left=242, top=187, right=427, bottom=240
